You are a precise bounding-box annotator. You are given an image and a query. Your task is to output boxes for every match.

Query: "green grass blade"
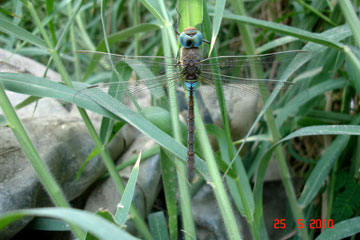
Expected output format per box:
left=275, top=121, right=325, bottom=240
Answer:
left=177, top=0, right=203, bottom=31
left=199, top=3, right=245, bottom=240
left=222, top=12, right=344, bottom=49
left=281, top=125, right=360, bottom=142
left=0, top=7, right=20, bottom=18
left=256, top=36, right=298, bottom=53
left=0, top=18, right=46, bottom=47
left=100, top=145, right=160, bottom=180
left=148, top=211, right=170, bottom=240
left=26, top=217, right=70, bottom=231
left=115, top=152, right=142, bottom=226
left=339, top=0, right=360, bottom=48
left=296, top=0, right=335, bottom=26
left=315, top=217, right=360, bottom=240
left=85, top=209, right=118, bottom=240
left=194, top=102, right=242, bottom=240
left=344, top=46, right=360, bottom=96
left=0, top=208, right=138, bottom=240
left=209, top=0, right=225, bottom=55
left=15, top=96, right=41, bottom=110
left=159, top=149, right=178, bottom=240
left=206, top=124, right=255, bottom=218
left=45, top=0, right=57, bottom=44
left=74, top=147, right=103, bottom=181
left=139, top=0, right=165, bottom=23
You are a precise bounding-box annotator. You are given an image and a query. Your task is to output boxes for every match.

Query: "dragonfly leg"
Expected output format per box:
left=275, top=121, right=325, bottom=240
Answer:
left=202, top=39, right=210, bottom=44
left=174, top=7, right=181, bottom=35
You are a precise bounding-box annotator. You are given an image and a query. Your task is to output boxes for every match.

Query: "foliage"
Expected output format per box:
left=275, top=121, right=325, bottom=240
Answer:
left=333, top=170, right=360, bottom=223
left=0, top=0, right=360, bottom=239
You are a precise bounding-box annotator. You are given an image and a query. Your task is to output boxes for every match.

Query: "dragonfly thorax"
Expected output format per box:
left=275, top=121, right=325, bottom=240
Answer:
left=180, top=47, right=202, bottom=80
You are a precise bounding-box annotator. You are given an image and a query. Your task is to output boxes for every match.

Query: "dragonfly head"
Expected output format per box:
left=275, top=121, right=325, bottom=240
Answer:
left=179, top=27, right=204, bottom=48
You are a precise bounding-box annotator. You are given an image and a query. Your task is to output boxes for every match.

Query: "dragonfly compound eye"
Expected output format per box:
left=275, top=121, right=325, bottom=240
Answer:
left=180, top=32, right=194, bottom=48
left=191, top=31, right=203, bottom=47
left=180, top=31, right=204, bottom=48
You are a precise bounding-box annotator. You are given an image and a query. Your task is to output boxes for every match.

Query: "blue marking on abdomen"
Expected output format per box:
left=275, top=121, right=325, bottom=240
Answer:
left=185, top=81, right=198, bottom=90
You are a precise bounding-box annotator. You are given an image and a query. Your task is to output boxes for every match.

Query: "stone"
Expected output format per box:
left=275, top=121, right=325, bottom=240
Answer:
left=0, top=116, right=136, bottom=239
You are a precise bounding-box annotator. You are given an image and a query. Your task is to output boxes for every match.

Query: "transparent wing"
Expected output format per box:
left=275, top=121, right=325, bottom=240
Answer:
left=74, top=72, right=184, bottom=115
left=193, top=83, right=261, bottom=126
left=199, top=50, right=309, bottom=79
left=77, top=50, right=180, bottom=78
left=191, top=51, right=310, bottom=124
left=199, top=71, right=294, bottom=92
left=75, top=50, right=184, bottom=115
left=75, top=50, right=308, bottom=119
left=195, top=50, right=309, bottom=106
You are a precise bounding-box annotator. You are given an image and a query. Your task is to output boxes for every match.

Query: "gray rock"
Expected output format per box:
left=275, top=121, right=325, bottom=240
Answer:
left=0, top=116, right=136, bottom=239
left=0, top=48, right=61, bottom=82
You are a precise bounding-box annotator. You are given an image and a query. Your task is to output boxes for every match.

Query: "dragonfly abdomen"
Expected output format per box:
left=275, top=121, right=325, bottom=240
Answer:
left=187, top=83, right=196, bottom=182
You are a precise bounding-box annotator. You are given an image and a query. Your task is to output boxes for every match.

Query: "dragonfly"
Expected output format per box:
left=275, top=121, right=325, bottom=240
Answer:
left=75, top=27, right=307, bottom=182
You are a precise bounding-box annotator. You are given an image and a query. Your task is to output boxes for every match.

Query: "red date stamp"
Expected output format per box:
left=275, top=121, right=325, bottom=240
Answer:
left=274, top=219, right=333, bottom=229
